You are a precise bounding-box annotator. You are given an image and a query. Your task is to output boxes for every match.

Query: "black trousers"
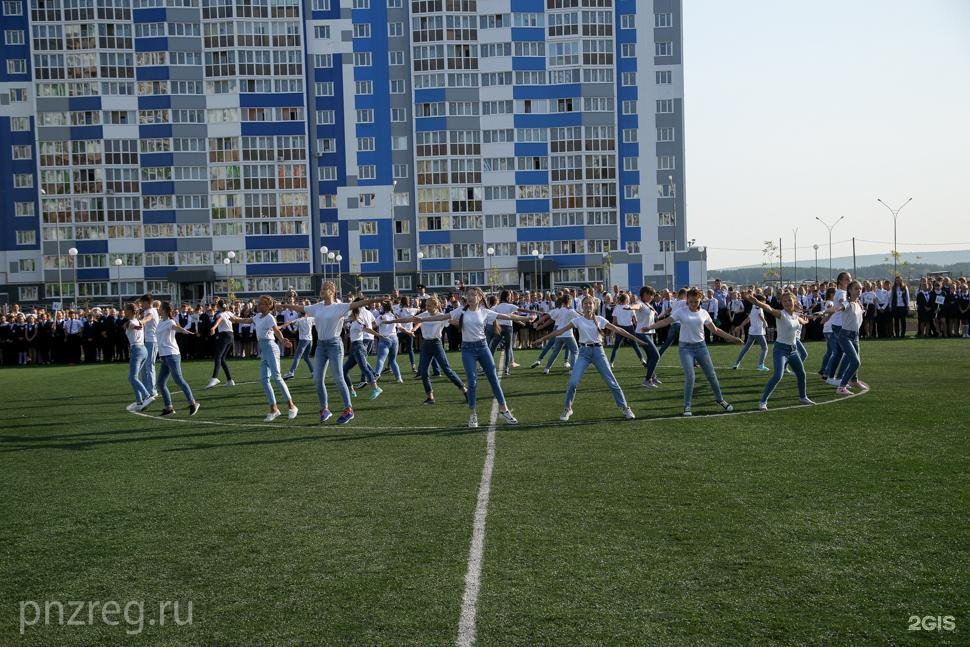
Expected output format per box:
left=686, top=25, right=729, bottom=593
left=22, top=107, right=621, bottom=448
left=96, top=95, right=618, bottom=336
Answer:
left=892, top=307, right=907, bottom=337
left=212, top=331, right=233, bottom=380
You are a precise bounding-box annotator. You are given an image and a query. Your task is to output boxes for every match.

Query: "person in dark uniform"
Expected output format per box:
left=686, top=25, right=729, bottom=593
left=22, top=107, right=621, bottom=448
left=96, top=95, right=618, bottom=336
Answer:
left=100, top=309, right=116, bottom=363
left=82, top=310, right=101, bottom=363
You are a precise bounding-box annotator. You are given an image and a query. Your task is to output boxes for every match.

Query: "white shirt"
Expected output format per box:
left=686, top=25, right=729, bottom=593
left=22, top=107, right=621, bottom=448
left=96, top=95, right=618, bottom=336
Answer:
left=551, top=307, right=580, bottom=337
left=612, top=305, right=636, bottom=327
left=822, top=300, right=836, bottom=334
left=305, top=302, right=350, bottom=340
left=394, top=306, right=418, bottom=332
left=416, top=310, right=448, bottom=340
left=672, top=308, right=712, bottom=344
left=875, top=289, right=890, bottom=308
left=253, top=312, right=278, bottom=341
left=636, top=304, right=656, bottom=333
left=125, top=317, right=144, bottom=345
left=156, top=318, right=180, bottom=357
left=294, top=317, right=314, bottom=341
left=142, top=307, right=159, bottom=343
left=776, top=311, right=802, bottom=346
left=572, top=315, right=609, bottom=344
left=281, top=309, right=300, bottom=323
left=348, top=308, right=376, bottom=343
left=492, top=302, right=518, bottom=327
left=829, top=289, right=848, bottom=327
left=377, top=312, right=399, bottom=338
left=213, top=311, right=233, bottom=333
left=450, top=306, right=499, bottom=343
left=842, top=301, right=863, bottom=332
left=748, top=305, right=765, bottom=336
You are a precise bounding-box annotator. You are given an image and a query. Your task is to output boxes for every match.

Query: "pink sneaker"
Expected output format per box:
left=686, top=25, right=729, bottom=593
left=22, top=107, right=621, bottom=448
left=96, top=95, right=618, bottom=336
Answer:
left=853, top=380, right=870, bottom=390
left=836, top=386, right=852, bottom=395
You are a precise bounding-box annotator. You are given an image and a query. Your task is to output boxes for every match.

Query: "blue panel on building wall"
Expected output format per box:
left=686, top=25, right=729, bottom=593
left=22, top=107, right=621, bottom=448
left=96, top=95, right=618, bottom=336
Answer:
left=513, top=84, right=581, bottom=100
left=620, top=226, right=641, bottom=244
left=518, top=226, right=583, bottom=242
left=245, top=235, right=309, bottom=250
left=515, top=199, right=550, bottom=213
left=619, top=143, right=638, bottom=157
left=240, top=93, right=305, bottom=108
left=246, top=263, right=310, bottom=275
left=515, top=171, right=548, bottom=185
left=74, top=240, right=109, bottom=254
left=511, top=56, right=545, bottom=71
left=511, top=0, right=544, bottom=10
left=627, top=263, right=643, bottom=290
left=144, top=267, right=172, bottom=279
left=617, top=58, right=636, bottom=73
left=67, top=97, right=101, bottom=112
left=417, top=259, right=451, bottom=272
left=132, top=8, right=166, bottom=21
left=675, top=260, right=690, bottom=288
left=619, top=170, right=639, bottom=184
left=135, top=37, right=168, bottom=52
left=513, top=143, right=547, bottom=157
left=418, top=231, right=451, bottom=245
left=144, top=238, right=178, bottom=252
left=141, top=181, right=174, bottom=195
left=240, top=122, right=305, bottom=136
left=70, top=126, right=103, bottom=140
left=510, top=27, right=545, bottom=40
left=142, top=211, right=176, bottom=224
left=415, top=117, right=446, bottom=132
left=139, top=152, right=174, bottom=167
left=617, top=29, right=636, bottom=44
left=513, top=112, right=580, bottom=128
left=138, top=95, right=171, bottom=110
left=139, top=124, right=173, bottom=138
left=135, top=66, right=169, bottom=81
left=547, top=256, right=585, bottom=268
left=77, top=269, right=110, bottom=281
left=414, top=88, right=446, bottom=103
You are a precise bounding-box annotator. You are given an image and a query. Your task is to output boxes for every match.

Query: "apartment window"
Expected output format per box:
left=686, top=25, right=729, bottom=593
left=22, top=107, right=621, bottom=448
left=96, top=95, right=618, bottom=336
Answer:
left=655, top=42, right=673, bottom=57
left=659, top=211, right=676, bottom=226
left=388, top=0, right=402, bottom=7
left=658, top=127, right=675, bottom=142
left=353, top=52, right=372, bottom=67
left=622, top=100, right=637, bottom=115
left=356, top=109, right=374, bottom=123
left=11, top=145, right=32, bottom=160
left=5, top=29, right=25, bottom=45
left=359, top=165, right=376, bottom=180
left=353, top=23, right=370, bottom=38
left=622, top=72, right=636, bottom=87
left=392, top=164, right=408, bottom=179
left=352, top=0, right=369, bottom=7
left=624, top=185, right=639, bottom=199
left=623, top=158, right=638, bottom=171
left=394, top=220, right=409, bottom=234
left=360, top=276, right=379, bottom=291
left=388, top=22, right=403, bottom=37
left=320, top=166, right=337, bottom=181
left=620, top=14, right=635, bottom=29
left=621, top=43, right=636, bottom=58
left=394, top=275, right=411, bottom=291
left=656, top=70, right=673, bottom=85
left=315, top=81, right=334, bottom=96
left=656, top=99, right=674, bottom=114
left=314, top=55, right=333, bottom=69
left=388, top=51, right=404, bottom=65
left=390, top=79, right=405, bottom=94
left=625, top=213, right=640, bottom=227
left=14, top=174, right=33, bottom=188
left=15, top=202, right=33, bottom=217
left=7, top=59, right=27, bottom=75
left=11, top=117, right=29, bottom=131
left=19, top=259, right=36, bottom=272
left=3, top=1, right=23, bottom=15
left=655, top=12, right=673, bottom=28
left=391, top=108, right=406, bottom=122
left=16, top=230, right=36, bottom=245
left=355, top=80, right=373, bottom=95
left=357, top=137, right=375, bottom=151
left=361, top=249, right=379, bottom=264
left=359, top=220, right=378, bottom=235
left=626, top=241, right=641, bottom=254
left=312, top=0, right=330, bottom=8
left=622, top=129, right=637, bottom=143
left=314, top=25, right=331, bottom=39
left=658, top=155, right=676, bottom=170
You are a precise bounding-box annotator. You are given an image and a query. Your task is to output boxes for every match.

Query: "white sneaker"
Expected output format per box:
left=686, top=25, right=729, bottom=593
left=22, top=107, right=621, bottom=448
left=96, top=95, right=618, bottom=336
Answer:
left=564, top=362, right=571, bottom=369
left=126, top=402, right=140, bottom=413
left=282, top=372, right=295, bottom=380
left=510, top=362, right=520, bottom=368
left=264, top=411, right=281, bottom=422
left=799, top=397, right=816, bottom=405
left=758, top=402, right=768, bottom=412
left=504, top=369, right=511, bottom=376
left=622, top=407, right=635, bottom=420
left=530, top=360, right=541, bottom=368
left=560, top=407, right=573, bottom=422
left=543, top=368, right=550, bottom=375
left=137, top=395, right=156, bottom=412
left=501, top=410, right=518, bottom=425
left=205, top=378, right=220, bottom=389
left=468, top=413, right=479, bottom=428
left=826, top=378, right=841, bottom=387
left=226, top=379, right=236, bottom=386
left=288, top=407, right=299, bottom=420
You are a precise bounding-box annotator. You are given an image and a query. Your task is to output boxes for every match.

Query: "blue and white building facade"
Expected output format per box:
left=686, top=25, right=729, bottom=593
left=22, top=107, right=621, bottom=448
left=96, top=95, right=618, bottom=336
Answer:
left=0, top=0, right=705, bottom=305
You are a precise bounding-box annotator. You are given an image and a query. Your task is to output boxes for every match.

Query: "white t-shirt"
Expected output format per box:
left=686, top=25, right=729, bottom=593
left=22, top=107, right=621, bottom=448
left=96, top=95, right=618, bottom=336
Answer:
left=394, top=306, right=418, bottom=332
left=748, top=305, right=765, bottom=336
left=348, top=308, right=376, bottom=343
left=305, top=302, right=350, bottom=340
left=613, top=305, right=636, bottom=327
left=572, top=315, right=608, bottom=344
left=672, top=308, right=712, bottom=344
left=822, top=300, right=836, bottom=334
left=213, top=311, right=233, bottom=333
left=670, top=299, right=688, bottom=315
left=842, top=301, right=863, bottom=332
left=492, top=302, right=518, bottom=327
left=125, top=317, right=144, bottom=345
left=450, top=306, right=499, bottom=343
left=416, top=310, right=448, bottom=340
left=829, top=289, right=848, bottom=327
left=142, top=307, right=159, bottom=343
left=776, top=311, right=802, bottom=345
left=378, top=312, right=399, bottom=338
left=253, top=312, right=278, bottom=341
left=294, top=317, right=314, bottom=341
left=551, top=307, right=580, bottom=337
left=637, top=304, right=656, bottom=333
left=156, top=318, right=180, bottom=357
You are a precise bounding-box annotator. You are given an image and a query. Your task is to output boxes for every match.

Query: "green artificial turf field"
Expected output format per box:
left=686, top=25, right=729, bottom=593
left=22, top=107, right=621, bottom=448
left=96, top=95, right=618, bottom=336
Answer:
left=1, top=339, right=968, bottom=645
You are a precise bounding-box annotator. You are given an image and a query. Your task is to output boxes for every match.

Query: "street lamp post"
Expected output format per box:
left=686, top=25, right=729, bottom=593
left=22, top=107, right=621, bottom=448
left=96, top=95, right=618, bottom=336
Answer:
left=319, top=245, right=329, bottom=283
left=335, top=253, right=343, bottom=296
left=113, top=258, right=123, bottom=308
left=416, top=251, right=424, bottom=291
left=530, top=249, right=539, bottom=291
left=815, top=216, right=844, bottom=281
left=668, top=174, right=676, bottom=291
left=486, top=246, right=495, bottom=293
left=225, top=250, right=236, bottom=299
left=538, top=253, right=545, bottom=292
left=876, top=197, right=913, bottom=277
left=813, top=244, right=819, bottom=283
left=327, top=250, right=335, bottom=287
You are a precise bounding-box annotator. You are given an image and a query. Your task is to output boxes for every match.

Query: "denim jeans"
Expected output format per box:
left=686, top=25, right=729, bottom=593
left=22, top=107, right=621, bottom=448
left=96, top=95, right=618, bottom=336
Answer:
left=127, top=343, right=151, bottom=402
left=398, top=332, right=416, bottom=368
left=658, top=322, right=681, bottom=356
left=761, top=342, right=807, bottom=402
left=823, top=325, right=844, bottom=378
left=313, top=338, right=353, bottom=411
left=819, top=332, right=833, bottom=374
left=734, top=333, right=768, bottom=366
left=836, top=329, right=861, bottom=386
left=258, top=339, right=291, bottom=406
left=212, top=331, right=233, bottom=380
left=374, top=335, right=402, bottom=381
left=487, top=325, right=514, bottom=371
left=157, top=353, right=194, bottom=407
left=417, top=338, right=465, bottom=394
left=141, top=341, right=157, bottom=393
left=288, top=338, right=313, bottom=376
left=635, top=333, right=661, bottom=380
left=544, top=334, right=579, bottom=370
left=462, top=340, right=506, bottom=410
left=344, top=340, right=377, bottom=388
left=609, top=324, right=644, bottom=364
left=565, top=345, right=628, bottom=410
left=678, top=342, right=724, bottom=407
left=535, top=337, right=556, bottom=361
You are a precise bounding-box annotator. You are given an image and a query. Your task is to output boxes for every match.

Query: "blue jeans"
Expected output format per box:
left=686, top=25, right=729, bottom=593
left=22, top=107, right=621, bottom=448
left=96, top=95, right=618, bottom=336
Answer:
left=127, top=343, right=151, bottom=402
left=461, top=340, right=506, bottom=410
left=678, top=342, right=724, bottom=407
left=544, top=334, right=579, bottom=370
left=609, top=325, right=644, bottom=364
left=287, top=338, right=313, bottom=376
left=565, top=345, right=628, bottom=410
left=819, top=332, right=833, bottom=374
left=398, top=332, right=416, bottom=368
left=141, top=341, right=157, bottom=393
left=157, top=354, right=194, bottom=407
left=836, top=329, right=861, bottom=386
left=258, top=339, right=291, bottom=406
left=658, top=322, right=681, bottom=356
left=735, top=334, right=768, bottom=366
left=761, top=342, right=807, bottom=403
left=313, top=338, right=353, bottom=411
left=487, top=325, right=514, bottom=371
left=344, top=340, right=377, bottom=388
left=374, top=335, right=402, bottom=381
left=417, top=338, right=465, bottom=394
left=823, top=325, right=844, bottom=378
left=635, top=333, right=661, bottom=380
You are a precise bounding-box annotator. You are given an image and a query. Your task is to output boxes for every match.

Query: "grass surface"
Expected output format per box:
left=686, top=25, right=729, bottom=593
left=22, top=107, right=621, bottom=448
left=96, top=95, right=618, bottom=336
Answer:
left=1, top=339, right=968, bottom=645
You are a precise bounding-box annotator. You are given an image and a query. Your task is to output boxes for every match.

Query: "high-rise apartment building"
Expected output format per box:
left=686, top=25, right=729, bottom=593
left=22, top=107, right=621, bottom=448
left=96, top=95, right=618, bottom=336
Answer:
left=0, top=0, right=705, bottom=306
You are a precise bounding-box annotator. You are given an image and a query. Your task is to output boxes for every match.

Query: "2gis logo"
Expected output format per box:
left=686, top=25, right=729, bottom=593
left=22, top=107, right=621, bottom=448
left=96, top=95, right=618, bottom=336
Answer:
left=908, top=615, right=956, bottom=632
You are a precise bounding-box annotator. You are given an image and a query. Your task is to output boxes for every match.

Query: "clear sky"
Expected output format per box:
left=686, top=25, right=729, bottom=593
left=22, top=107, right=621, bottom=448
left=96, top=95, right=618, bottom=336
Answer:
left=682, top=0, right=970, bottom=269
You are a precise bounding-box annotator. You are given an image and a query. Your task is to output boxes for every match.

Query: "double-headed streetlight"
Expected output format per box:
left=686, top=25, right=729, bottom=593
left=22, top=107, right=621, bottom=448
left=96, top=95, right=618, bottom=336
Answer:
left=815, top=216, right=844, bottom=281
left=876, top=196, right=913, bottom=276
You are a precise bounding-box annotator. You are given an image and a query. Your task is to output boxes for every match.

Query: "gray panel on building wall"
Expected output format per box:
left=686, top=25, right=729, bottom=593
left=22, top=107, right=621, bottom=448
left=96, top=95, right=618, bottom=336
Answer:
left=586, top=225, right=619, bottom=239
left=171, top=124, right=207, bottom=137
left=444, top=88, right=480, bottom=102
left=655, top=114, right=679, bottom=128
left=446, top=117, right=482, bottom=130
left=168, top=64, right=204, bottom=79
left=175, top=209, right=210, bottom=223
left=9, top=262, right=18, bottom=274
left=177, top=238, right=212, bottom=251
left=171, top=155, right=207, bottom=170
left=581, top=112, right=614, bottom=127
left=450, top=230, right=484, bottom=245
left=165, top=7, right=200, bottom=22
left=580, top=83, right=614, bottom=98
left=341, top=29, right=352, bottom=41
left=166, top=37, right=202, bottom=53
left=36, top=126, right=71, bottom=141
left=36, top=98, right=70, bottom=112
left=170, top=96, right=206, bottom=110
